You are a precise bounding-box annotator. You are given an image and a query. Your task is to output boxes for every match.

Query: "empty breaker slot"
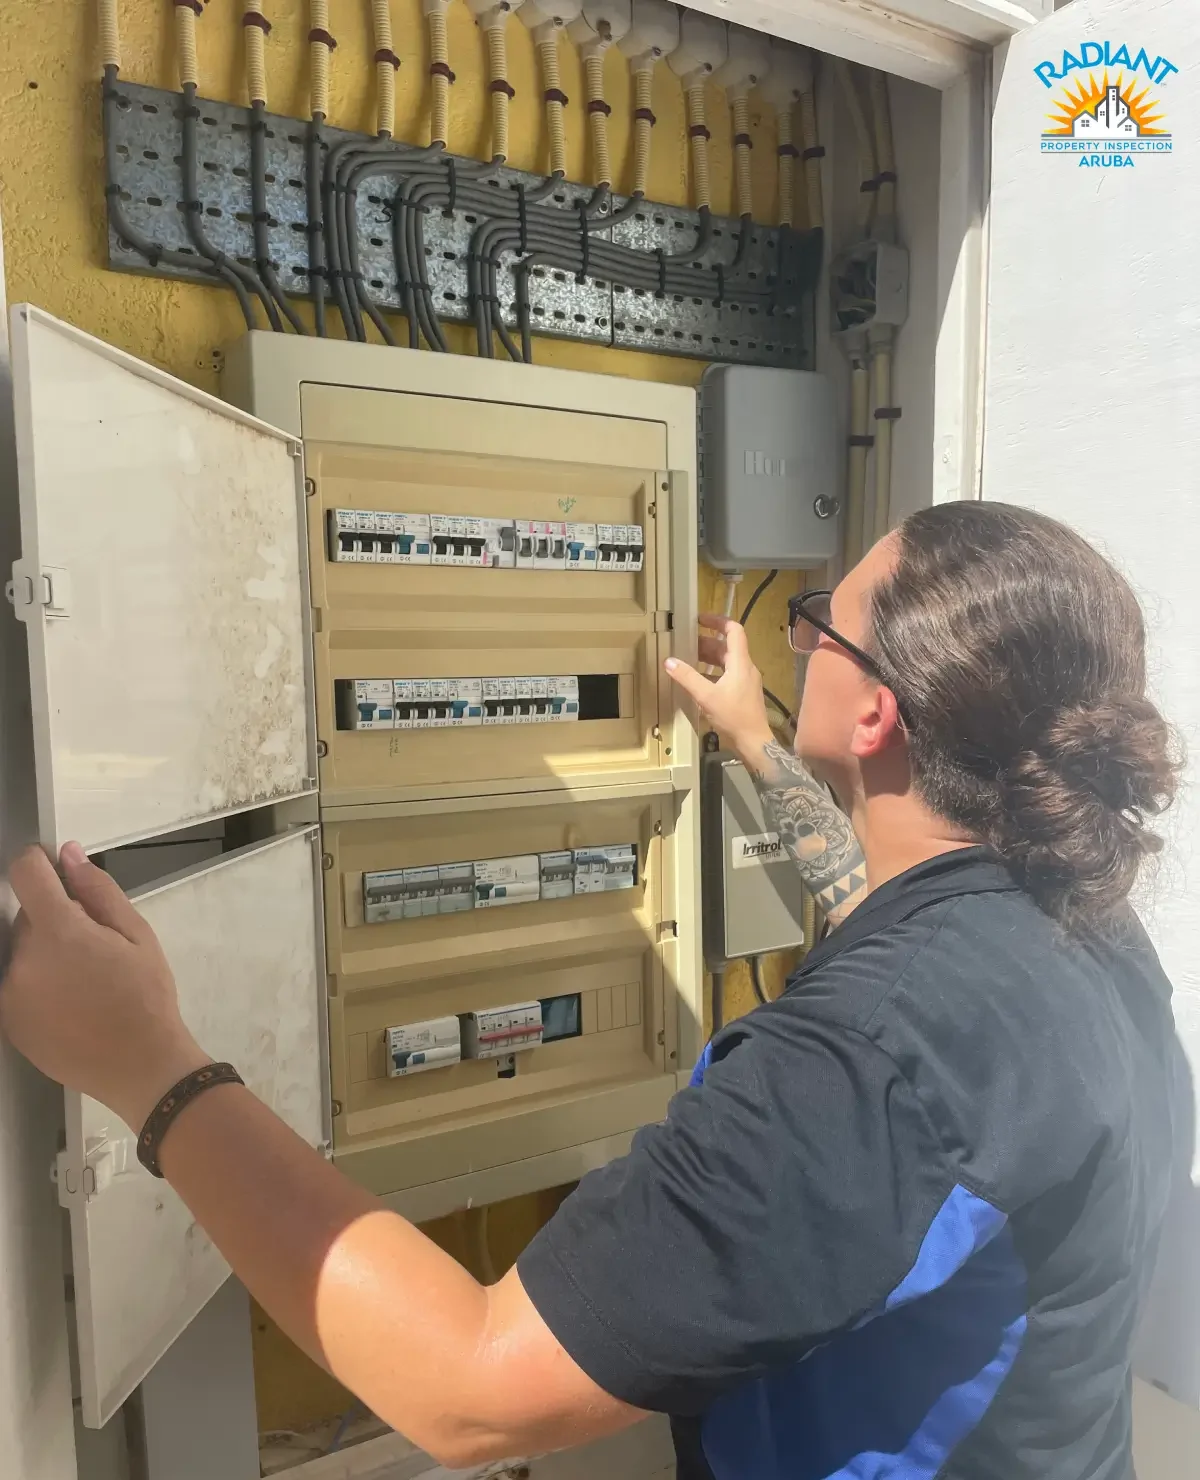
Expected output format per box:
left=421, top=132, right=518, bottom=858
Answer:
left=328, top=508, right=644, bottom=574
left=335, top=675, right=623, bottom=732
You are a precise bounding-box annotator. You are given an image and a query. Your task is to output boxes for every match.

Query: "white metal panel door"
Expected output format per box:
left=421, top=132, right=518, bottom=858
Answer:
left=983, top=4, right=1198, bottom=1407
left=61, top=829, right=329, bottom=1429
left=8, top=306, right=317, bottom=854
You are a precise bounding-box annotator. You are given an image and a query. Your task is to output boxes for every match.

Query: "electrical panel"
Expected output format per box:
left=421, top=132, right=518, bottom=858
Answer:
left=700, top=750, right=809, bottom=967
left=698, top=365, right=841, bottom=570
left=226, top=336, right=702, bottom=1214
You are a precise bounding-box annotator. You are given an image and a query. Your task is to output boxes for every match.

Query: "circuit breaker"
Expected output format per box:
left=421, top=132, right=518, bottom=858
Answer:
left=225, top=335, right=701, bottom=1213
left=700, top=750, right=808, bottom=967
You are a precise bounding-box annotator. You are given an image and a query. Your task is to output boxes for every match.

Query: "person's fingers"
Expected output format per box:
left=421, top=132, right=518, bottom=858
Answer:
left=8, top=848, right=75, bottom=929
left=696, top=633, right=727, bottom=669
left=720, top=620, right=754, bottom=673
left=663, top=657, right=716, bottom=708
left=59, top=843, right=150, bottom=945
left=698, top=612, right=734, bottom=633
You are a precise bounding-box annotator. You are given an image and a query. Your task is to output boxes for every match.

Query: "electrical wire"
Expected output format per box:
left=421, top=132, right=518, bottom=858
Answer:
left=775, top=100, right=795, bottom=229
left=685, top=82, right=712, bottom=212
left=426, top=0, right=453, bottom=151
left=306, top=0, right=334, bottom=335
left=731, top=89, right=754, bottom=222
left=750, top=955, right=770, bottom=1005
left=536, top=31, right=568, bottom=179
left=738, top=569, right=777, bottom=626
left=710, top=969, right=724, bottom=1034
left=170, top=0, right=273, bottom=328
left=584, top=49, right=613, bottom=189
left=482, top=14, right=514, bottom=165
left=630, top=63, right=655, bottom=199
left=834, top=59, right=877, bottom=234
left=798, top=88, right=824, bottom=233
left=244, top=2, right=306, bottom=333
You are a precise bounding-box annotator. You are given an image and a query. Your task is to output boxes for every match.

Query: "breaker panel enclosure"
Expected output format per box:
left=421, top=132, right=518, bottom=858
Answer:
left=224, top=334, right=703, bottom=1216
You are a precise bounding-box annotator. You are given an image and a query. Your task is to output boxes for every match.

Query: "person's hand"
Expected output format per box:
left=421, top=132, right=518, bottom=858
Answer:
left=0, top=844, right=210, bottom=1131
left=664, top=614, right=776, bottom=765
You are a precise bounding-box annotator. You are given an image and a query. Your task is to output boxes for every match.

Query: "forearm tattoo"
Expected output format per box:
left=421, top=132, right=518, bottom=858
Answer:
left=751, top=741, right=868, bottom=927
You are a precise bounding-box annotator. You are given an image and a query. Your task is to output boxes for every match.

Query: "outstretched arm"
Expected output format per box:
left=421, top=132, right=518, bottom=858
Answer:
left=665, top=615, right=867, bottom=928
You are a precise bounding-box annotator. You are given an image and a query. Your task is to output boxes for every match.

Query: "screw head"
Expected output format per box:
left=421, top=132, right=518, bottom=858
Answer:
left=316, top=739, right=329, bottom=758
left=331, top=1100, right=343, bottom=1117
left=813, top=495, right=840, bottom=520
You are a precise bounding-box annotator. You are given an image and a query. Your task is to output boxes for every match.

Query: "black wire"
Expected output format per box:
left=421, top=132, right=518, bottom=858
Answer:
left=179, top=83, right=279, bottom=330
left=102, top=68, right=256, bottom=330
left=763, top=687, right=793, bottom=727
left=750, top=955, right=769, bottom=1006
left=711, top=970, right=724, bottom=1034
left=306, top=115, right=327, bottom=336
left=249, top=101, right=305, bottom=333
left=739, top=569, right=778, bottom=626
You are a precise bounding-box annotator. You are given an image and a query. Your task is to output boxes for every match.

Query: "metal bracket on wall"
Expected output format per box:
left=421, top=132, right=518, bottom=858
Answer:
left=103, top=82, right=818, bottom=370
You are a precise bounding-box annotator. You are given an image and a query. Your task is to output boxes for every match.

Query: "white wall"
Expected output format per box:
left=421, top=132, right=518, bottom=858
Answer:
left=982, top=0, right=1200, bottom=1420
left=1134, top=1379, right=1200, bottom=1478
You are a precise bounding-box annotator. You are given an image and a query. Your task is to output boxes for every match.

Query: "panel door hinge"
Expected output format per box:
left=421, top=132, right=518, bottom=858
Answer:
left=656, top=919, right=678, bottom=940
left=7, top=561, right=71, bottom=619
left=653, top=610, right=673, bottom=633
left=52, top=1134, right=136, bottom=1208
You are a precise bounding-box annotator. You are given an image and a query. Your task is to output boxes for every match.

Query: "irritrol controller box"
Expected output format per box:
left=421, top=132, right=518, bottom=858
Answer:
left=700, top=750, right=809, bottom=968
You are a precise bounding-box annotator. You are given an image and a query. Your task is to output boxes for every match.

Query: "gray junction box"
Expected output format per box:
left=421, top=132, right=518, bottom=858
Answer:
left=701, top=750, right=809, bottom=969
left=698, top=364, right=841, bottom=571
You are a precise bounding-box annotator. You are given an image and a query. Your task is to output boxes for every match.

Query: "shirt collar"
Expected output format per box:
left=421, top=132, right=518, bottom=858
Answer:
left=791, top=846, right=1021, bottom=983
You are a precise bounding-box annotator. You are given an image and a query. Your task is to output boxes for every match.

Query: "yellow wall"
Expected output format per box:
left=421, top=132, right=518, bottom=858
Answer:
left=0, top=0, right=805, bottom=1434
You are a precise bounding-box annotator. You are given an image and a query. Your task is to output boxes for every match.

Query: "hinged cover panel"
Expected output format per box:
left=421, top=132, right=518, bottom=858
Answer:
left=66, top=830, right=328, bottom=1428
left=9, top=306, right=316, bottom=853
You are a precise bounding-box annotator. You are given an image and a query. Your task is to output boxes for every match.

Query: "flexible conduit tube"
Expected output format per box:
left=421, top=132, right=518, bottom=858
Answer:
left=484, top=19, right=514, bottom=164
left=631, top=64, right=654, bottom=198
left=797, top=88, right=823, bottom=231
left=868, top=68, right=896, bottom=236
left=584, top=50, right=612, bottom=189
left=775, top=103, right=794, bottom=228
left=871, top=345, right=894, bottom=541
left=731, top=89, right=753, bottom=221
left=100, top=3, right=256, bottom=329
left=373, top=0, right=399, bottom=137
left=100, top=0, right=121, bottom=69
left=834, top=58, right=876, bottom=233
left=245, top=4, right=306, bottom=332
left=173, top=0, right=276, bottom=327
left=538, top=34, right=568, bottom=177
left=243, top=0, right=267, bottom=103
left=309, top=0, right=331, bottom=117
left=686, top=82, right=711, bottom=212
left=174, top=0, right=199, bottom=87
left=844, top=354, right=871, bottom=568
left=425, top=0, right=452, bottom=150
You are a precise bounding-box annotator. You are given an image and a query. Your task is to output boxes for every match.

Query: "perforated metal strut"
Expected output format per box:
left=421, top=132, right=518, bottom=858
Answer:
left=103, top=81, right=819, bottom=369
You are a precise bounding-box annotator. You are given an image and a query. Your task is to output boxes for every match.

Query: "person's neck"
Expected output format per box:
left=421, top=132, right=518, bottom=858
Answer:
left=850, top=790, right=977, bottom=895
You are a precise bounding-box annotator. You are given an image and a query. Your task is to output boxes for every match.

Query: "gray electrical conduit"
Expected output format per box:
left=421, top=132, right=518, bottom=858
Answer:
left=101, top=68, right=257, bottom=331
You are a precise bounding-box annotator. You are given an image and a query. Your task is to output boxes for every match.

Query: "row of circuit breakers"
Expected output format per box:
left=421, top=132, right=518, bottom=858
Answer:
left=337, top=674, right=621, bottom=731
left=363, top=842, right=639, bottom=923
left=387, top=995, right=584, bottom=1079
left=328, top=508, right=646, bottom=572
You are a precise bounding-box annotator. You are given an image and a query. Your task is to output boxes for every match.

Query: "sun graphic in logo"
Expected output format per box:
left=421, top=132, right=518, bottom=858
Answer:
left=1043, top=69, right=1168, bottom=136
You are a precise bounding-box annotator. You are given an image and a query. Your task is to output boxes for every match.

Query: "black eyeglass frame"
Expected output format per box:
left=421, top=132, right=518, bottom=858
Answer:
left=787, top=590, right=913, bottom=730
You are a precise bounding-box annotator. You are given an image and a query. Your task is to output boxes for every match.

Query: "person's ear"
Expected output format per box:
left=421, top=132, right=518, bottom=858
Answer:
left=849, top=685, right=905, bottom=759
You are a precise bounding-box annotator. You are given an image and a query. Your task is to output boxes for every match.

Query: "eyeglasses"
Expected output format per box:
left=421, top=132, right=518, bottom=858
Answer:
left=788, top=590, right=913, bottom=729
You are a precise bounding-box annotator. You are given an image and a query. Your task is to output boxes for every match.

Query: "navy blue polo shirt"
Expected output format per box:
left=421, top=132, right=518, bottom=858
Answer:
left=518, top=848, right=1177, bottom=1479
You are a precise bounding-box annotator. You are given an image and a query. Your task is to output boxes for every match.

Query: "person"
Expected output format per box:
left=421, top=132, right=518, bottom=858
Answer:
left=0, top=502, right=1181, bottom=1480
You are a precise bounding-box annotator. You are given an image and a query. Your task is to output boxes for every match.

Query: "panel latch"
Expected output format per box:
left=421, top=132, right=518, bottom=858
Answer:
left=52, top=1133, right=136, bottom=1208
left=7, top=561, right=71, bottom=619
left=653, top=610, right=674, bottom=633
